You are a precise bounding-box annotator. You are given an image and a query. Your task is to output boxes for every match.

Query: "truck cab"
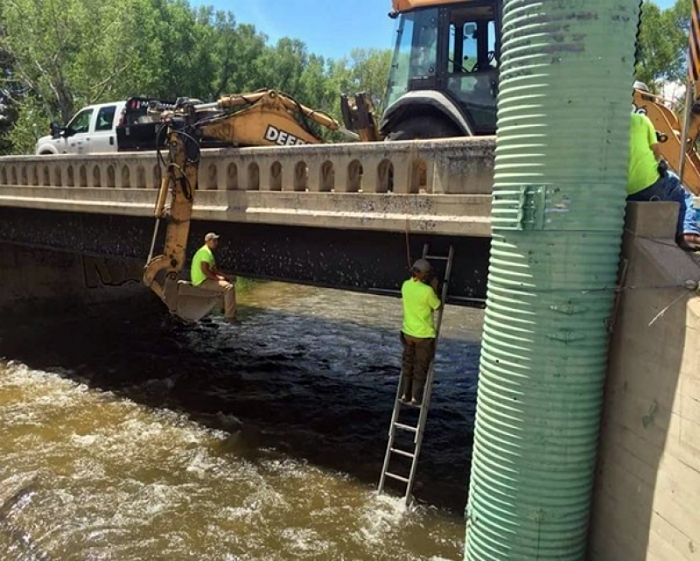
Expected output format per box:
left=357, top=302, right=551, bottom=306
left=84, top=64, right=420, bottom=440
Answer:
left=35, top=101, right=125, bottom=155
left=381, top=0, right=501, bottom=139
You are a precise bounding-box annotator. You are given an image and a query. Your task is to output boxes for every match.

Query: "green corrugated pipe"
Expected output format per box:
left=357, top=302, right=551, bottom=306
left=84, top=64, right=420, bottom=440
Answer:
left=464, top=1, right=641, bottom=559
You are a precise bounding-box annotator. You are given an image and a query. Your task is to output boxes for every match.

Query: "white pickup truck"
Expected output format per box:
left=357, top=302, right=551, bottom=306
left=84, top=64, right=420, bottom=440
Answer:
left=35, top=101, right=126, bottom=155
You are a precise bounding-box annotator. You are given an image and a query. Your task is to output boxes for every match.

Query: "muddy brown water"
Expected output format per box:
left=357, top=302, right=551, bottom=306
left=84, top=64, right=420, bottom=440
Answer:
left=0, top=282, right=483, bottom=560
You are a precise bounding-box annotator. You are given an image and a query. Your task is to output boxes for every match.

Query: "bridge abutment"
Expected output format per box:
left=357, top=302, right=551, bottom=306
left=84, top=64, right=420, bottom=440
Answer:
left=0, top=242, right=144, bottom=313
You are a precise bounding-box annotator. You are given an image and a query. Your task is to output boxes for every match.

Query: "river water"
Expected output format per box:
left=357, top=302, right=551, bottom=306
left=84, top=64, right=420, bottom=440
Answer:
left=0, top=282, right=483, bottom=560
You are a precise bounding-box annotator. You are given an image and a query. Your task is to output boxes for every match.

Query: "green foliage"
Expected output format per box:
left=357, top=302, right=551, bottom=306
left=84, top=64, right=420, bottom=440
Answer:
left=1, top=0, right=694, bottom=154
left=9, top=96, right=46, bottom=154
left=635, top=1, right=689, bottom=90
left=0, top=0, right=392, bottom=155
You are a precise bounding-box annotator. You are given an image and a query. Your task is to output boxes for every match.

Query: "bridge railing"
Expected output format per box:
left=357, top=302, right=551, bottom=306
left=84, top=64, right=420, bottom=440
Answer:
left=0, top=137, right=495, bottom=195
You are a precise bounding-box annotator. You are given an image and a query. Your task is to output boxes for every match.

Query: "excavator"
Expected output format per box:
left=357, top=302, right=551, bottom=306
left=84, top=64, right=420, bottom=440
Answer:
left=142, top=89, right=350, bottom=321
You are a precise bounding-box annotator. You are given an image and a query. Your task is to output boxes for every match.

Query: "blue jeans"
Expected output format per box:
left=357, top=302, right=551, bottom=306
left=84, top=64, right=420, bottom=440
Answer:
left=627, top=172, right=700, bottom=237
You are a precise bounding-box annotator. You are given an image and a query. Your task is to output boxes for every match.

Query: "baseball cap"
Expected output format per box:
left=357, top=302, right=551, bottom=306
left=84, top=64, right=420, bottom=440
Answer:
left=412, top=259, right=431, bottom=273
left=204, top=232, right=220, bottom=242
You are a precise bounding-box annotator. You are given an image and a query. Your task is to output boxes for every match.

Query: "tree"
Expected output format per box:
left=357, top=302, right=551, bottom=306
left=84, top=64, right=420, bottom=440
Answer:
left=635, top=0, right=690, bottom=90
left=329, top=48, right=392, bottom=116
left=0, top=0, right=393, bottom=154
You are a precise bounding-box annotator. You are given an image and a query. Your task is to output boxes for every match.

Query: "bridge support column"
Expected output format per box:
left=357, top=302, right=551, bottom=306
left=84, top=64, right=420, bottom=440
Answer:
left=465, top=1, right=641, bottom=559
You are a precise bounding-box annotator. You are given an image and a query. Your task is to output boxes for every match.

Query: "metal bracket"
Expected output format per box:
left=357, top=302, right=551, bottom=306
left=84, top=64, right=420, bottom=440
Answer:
left=517, top=185, right=547, bottom=230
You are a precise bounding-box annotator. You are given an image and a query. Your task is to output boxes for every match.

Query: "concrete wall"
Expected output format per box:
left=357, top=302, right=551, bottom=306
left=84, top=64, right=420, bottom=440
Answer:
left=0, top=138, right=495, bottom=194
left=0, top=242, right=145, bottom=312
left=0, top=208, right=492, bottom=303
left=589, top=202, right=700, bottom=560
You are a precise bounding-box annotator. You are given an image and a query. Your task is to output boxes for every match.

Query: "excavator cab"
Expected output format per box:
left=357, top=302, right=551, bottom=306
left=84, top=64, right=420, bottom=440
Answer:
left=342, top=0, right=501, bottom=141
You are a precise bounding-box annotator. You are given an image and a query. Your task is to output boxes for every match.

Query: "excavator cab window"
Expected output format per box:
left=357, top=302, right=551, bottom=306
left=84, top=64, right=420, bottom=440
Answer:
left=385, top=7, right=440, bottom=109
left=445, top=4, right=498, bottom=132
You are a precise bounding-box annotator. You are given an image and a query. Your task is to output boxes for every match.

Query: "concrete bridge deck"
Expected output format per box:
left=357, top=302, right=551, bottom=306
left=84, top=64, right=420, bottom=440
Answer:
left=0, top=138, right=495, bottom=236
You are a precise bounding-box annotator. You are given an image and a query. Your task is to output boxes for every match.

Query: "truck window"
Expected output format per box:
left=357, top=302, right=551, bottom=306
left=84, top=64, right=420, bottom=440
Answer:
left=95, top=106, right=116, bottom=131
left=67, top=109, right=93, bottom=134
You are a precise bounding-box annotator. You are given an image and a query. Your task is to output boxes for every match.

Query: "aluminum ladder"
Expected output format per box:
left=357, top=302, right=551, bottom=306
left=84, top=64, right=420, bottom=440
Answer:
left=378, top=244, right=454, bottom=506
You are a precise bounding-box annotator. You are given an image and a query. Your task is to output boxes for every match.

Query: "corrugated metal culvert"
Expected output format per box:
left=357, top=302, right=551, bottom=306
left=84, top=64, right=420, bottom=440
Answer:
left=465, top=1, right=641, bottom=559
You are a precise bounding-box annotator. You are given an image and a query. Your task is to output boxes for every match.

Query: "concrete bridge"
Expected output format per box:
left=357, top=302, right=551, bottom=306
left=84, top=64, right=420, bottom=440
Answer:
left=0, top=138, right=495, bottom=308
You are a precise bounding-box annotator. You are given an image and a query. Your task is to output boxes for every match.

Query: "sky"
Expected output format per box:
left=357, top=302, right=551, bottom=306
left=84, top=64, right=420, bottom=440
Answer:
left=191, top=0, right=397, bottom=59
left=191, top=0, right=680, bottom=60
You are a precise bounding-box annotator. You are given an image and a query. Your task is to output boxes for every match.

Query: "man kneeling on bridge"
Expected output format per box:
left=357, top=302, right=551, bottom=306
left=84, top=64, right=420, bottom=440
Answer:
left=191, top=232, right=237, bottom=323
left=628, top=110, right=700, bottom=251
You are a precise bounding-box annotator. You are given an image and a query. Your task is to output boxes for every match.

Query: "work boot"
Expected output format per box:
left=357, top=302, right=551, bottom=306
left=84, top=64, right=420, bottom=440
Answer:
left=399, top=377, right=412, bottom=401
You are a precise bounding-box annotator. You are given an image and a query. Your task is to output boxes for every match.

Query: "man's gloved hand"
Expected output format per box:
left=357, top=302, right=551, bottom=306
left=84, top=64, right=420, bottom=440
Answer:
left=658, top=159, right=669, bottom=177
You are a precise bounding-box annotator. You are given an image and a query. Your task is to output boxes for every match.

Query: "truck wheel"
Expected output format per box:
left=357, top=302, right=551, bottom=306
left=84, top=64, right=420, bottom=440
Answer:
left=386, top=115, right=463, bottom=140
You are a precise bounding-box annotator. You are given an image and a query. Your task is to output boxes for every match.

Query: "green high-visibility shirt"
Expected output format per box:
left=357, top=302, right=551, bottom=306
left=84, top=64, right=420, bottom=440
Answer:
left=191, top=245, right=215, bottom=287
left=401, top=278, right=441, bottom=339
left=628, top=113, right=660, bottom=195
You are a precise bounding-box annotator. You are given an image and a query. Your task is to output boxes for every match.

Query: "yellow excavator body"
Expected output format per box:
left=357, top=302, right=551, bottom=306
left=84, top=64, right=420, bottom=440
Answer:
left=197, top=90, right=341, bottom=147
left=633, top=87, right=700, bottom=196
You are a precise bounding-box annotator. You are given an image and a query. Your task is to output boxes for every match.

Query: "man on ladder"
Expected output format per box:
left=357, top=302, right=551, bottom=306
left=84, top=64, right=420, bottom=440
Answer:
left=378, top=247, right=452, bottom=504
left=399, top=258, right=442, bottom=406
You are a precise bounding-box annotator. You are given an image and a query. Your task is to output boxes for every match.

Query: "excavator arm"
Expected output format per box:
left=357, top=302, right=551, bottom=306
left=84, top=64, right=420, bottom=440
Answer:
left=150, top=89, right=350, bottom=148
left=201, top=90, right=342, bottom=146
left=143, top=115, right=199, bottom=314
left=142, top=90, right=351, bottom=320
left=633, top=87, right=700, bottom=195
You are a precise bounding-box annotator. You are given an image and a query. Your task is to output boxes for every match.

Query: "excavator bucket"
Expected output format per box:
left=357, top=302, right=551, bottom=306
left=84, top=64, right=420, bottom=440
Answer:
left=340, top=93, right=382, bottom=142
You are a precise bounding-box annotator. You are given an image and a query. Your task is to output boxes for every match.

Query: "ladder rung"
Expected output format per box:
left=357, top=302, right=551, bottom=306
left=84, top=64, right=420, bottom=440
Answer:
left=394, top=422, right=418, bottom=433
left=390, top=447, right=415, bottom=459
left=384, top=471, right=410, bottom=484
left=425, top=255, right=450, bottom=261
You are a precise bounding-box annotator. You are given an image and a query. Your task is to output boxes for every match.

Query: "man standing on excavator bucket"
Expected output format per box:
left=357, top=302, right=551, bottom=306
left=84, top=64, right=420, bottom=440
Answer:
left=191, top=232, right=237, bottom=323
left=399, top=259, right=442, bottom=406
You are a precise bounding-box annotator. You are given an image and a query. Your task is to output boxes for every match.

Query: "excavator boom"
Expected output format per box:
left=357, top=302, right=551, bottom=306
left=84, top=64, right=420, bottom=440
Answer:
left=150, top=90, right=347, bottom=148
left=199, top=90, right=329, bottom=146
left=142, top=117, right=199, bottom=312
